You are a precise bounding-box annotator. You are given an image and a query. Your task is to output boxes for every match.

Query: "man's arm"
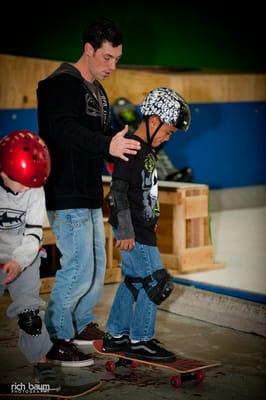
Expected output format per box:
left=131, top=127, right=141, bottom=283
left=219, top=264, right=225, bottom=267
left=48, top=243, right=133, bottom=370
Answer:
left=37, top=77, right=140, bottom=160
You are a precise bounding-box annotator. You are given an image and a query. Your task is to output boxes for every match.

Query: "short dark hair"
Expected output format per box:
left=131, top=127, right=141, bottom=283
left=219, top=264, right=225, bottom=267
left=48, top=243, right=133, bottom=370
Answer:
left=82, top=17, right=123, bottom=50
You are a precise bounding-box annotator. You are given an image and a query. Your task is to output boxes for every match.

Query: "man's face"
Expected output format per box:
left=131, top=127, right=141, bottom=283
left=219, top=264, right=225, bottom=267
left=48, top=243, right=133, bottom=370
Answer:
left=89, top=40, right=122, bottom=81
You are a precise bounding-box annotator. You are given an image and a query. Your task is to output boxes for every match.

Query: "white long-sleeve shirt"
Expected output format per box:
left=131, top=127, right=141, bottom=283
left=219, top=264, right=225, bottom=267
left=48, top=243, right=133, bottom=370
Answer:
left=0, top=183, right=45, bottom=271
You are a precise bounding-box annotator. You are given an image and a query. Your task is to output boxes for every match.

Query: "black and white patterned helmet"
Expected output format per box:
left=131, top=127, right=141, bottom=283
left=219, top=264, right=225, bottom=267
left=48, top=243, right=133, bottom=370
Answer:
left=140, top=87, right=191, bottom=131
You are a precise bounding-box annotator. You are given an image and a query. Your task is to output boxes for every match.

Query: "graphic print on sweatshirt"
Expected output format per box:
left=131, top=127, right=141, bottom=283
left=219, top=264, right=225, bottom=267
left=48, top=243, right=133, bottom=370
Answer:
left=0, top=208, right=25, bottom=230
left=141, top=153, right=160, bottom=223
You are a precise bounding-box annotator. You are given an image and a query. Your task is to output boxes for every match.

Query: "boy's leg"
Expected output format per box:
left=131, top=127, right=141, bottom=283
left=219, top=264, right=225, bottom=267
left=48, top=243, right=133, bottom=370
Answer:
left=6, top=255, right=53, bottom=364
left=121, top=242, right=163, bottom=341
left=106, top=281, right=134, bottom=336
left=120, top=243, right=176, bottom=362
left=106, top=241, right=161, bottom=340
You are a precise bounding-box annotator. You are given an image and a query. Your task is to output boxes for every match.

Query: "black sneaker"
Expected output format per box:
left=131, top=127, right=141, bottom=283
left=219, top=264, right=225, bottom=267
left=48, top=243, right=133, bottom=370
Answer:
left=102, top=333, right=130, bottom=352
left=125, top=338, right=176, bottom=362
left=46, top=339, right=94, bottom=367
left=33, top=363, right=61, bottom=392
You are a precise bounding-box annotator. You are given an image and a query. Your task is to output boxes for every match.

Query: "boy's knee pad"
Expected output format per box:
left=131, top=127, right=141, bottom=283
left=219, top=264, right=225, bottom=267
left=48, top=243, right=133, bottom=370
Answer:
left=18, top=309, right=42, bottom=336
left=124, top=269, right=174, bottom=305
left=143, top=269, right=174, bottom=305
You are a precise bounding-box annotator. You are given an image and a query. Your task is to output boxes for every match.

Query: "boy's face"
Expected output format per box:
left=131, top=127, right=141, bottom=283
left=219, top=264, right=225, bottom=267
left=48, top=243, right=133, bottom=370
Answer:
left=151, top=124, right=177, bottom=148
left=0, top=172, right=30, bottom=193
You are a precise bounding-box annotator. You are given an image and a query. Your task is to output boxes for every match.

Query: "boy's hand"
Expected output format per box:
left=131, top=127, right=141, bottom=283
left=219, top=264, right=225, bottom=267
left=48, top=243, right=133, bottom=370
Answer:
left=1, top=261, right=22, bottom=285
left=115, top=238, right=135, bottom=251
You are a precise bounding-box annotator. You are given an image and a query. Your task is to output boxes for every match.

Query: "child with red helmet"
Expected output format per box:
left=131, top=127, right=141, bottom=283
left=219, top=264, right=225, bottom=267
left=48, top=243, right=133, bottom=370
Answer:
left=0, top=130, right=61, bottom=392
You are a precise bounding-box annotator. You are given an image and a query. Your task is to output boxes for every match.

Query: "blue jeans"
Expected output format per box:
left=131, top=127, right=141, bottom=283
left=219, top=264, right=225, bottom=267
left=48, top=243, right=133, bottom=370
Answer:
left=45, top=208, right=106, bottom=340
left=106, top=234, right=164, bottom=341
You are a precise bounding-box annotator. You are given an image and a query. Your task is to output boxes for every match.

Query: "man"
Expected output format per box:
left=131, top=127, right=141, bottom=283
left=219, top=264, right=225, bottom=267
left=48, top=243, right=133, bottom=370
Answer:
left=37, top=17, right=140, bottom=366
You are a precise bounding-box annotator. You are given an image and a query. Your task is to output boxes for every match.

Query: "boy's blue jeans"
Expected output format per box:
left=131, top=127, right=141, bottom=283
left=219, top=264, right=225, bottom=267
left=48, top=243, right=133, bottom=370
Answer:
left=106, top=234, right=164, bottom=341
left=45, top=208, right=106, bottom=340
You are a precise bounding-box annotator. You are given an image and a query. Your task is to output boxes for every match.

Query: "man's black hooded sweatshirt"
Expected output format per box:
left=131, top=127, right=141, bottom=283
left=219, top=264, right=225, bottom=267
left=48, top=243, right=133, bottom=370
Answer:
left=37, top=63, right=115, bottom=210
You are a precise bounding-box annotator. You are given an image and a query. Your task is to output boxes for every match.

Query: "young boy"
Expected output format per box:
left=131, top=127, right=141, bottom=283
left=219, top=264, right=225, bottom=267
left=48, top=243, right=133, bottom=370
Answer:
left=0, top=130, right=61, bottom=391
left=103, top=88, right=191, bottom=362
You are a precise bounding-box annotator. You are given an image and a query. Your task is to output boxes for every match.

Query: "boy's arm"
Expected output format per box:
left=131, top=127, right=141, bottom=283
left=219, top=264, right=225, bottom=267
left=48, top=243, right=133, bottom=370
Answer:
left=109, top=179, right=135, bottom=250
left=12, top=188, right=45, bottom=271
left=109, top=179, right=135, bottom=251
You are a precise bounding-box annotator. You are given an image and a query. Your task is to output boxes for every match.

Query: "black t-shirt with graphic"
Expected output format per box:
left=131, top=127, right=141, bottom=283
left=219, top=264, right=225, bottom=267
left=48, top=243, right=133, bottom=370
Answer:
left=109, top=135, right=160, bottom=246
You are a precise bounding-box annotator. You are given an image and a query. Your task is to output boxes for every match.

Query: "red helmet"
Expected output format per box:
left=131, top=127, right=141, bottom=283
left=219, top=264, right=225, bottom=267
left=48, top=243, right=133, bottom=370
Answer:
left=0, top=130, right=51, bottom=188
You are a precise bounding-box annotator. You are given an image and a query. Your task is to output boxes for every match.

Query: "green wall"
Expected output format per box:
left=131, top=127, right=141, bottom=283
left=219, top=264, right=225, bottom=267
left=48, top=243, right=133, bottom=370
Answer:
left=1, top=2, right=264, bottom=71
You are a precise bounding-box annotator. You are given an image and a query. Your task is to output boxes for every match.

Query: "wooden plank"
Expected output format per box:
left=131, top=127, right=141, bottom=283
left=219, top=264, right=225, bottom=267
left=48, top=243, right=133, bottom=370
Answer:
left=43, top=227, right=56, bottom=246
left=160, top=253, right=179, bottom=269
left=40, top=277, right=54, bottom=294
left=0, top=54, right=60, bottom=109
left=158, top=190, right=180, bottom=205
left=179, top=262, right=224, bottom=273
left=104, top=267, right=121, bottom=284
left=1, top=54, right=265, bottom=109
left=104, top=68, right=266, bottom=103
left=181, top=246, right=214, bottom=268
left=185, top=195, right=208, bottom=219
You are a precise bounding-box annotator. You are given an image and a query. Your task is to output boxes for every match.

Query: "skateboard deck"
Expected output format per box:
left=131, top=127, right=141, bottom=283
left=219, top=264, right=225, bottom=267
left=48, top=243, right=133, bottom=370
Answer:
left=93, top=339, right=220, bottom=388
left=0, top=380, right=102, bottom=399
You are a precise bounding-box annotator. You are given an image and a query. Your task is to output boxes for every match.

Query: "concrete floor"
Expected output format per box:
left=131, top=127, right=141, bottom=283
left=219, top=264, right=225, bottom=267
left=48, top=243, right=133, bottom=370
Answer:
left=0, top=284, right=265, bottom=400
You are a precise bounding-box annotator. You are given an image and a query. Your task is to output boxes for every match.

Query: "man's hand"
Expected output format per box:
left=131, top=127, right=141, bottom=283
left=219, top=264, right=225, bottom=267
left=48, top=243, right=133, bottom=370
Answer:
left=109, top=125, right=141, bottom=161
left=0, top=260, right=22, bottom=285
left=115, top=238, right=135, bottom=251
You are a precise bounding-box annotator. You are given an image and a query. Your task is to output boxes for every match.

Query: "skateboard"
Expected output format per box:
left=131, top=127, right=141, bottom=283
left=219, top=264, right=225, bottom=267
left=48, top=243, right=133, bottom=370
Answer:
left=0, top=380, right=102, bottom=399
left=93, top=339, right=220, bottom=388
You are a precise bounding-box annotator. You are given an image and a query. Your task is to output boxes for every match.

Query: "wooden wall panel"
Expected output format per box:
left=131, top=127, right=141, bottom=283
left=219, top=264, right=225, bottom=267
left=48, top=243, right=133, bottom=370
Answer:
left=0, top=55, right=60, bottom=109
left=0, top=54, right=265, bottom=109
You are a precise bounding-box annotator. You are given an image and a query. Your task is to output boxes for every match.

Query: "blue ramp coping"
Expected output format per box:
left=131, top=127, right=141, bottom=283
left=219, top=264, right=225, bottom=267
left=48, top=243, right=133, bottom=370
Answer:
left=173, top=277, right=266, bottom=304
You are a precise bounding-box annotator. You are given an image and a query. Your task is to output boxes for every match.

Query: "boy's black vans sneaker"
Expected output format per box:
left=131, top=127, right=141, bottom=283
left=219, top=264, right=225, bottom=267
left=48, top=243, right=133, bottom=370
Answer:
left=46, top=339, right=94, bottom=367
left=33, top=363, right=61, bottom=392
left=125, top=338, right=176, bottom=362
left=102, top=333, right=130, bottom=352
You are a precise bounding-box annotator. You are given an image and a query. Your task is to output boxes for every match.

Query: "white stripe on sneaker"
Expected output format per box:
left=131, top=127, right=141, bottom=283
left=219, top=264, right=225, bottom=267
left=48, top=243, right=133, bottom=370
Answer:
left=131, top=345, right=156, bottom=354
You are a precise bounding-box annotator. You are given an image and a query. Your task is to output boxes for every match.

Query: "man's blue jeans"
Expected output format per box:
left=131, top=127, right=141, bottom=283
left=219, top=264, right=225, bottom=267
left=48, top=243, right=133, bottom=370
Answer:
left=45, top=208, right=106, bottom=340
left=106, top=237, right=164, bottom=341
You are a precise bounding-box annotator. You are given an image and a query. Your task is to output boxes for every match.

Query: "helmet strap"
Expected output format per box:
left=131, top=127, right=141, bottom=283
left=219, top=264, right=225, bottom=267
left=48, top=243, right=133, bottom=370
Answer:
left=145, top=117, right=163, bottom=147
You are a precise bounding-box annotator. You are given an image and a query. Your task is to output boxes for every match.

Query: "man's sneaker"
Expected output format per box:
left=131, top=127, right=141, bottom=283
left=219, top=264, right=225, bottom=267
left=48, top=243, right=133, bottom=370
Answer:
left=72, top=323, right=105, bottom=345
left=46, top=339, right=94, bottom=367
left=102, top=333, right=130, bottom=352
left=125, top=338, right=176, bottom=362
left=33, top=363, right=61, bottom=392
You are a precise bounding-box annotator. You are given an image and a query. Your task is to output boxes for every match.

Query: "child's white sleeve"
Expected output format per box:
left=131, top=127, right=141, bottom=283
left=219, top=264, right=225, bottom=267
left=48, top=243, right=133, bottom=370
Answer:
left=12, top=188, right=45, bottom=270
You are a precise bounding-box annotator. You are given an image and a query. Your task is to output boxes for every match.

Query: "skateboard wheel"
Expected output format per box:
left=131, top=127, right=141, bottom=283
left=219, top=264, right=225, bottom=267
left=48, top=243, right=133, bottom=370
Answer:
left=105, top=360, right=116, bottom=372
left=195, top=370, right=205, bottom=383
left=170, top=375, right=182, bottom=388
left=130, top=360, right=138, bottom=369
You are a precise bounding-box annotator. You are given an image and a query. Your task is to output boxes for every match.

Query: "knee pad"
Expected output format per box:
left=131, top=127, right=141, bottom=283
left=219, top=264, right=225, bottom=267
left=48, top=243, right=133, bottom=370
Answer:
left=143, top=269, right=174, bottom=305
left=124, top=275, right=143, bottom=301
left=18, top=309, right=42, bottom=336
